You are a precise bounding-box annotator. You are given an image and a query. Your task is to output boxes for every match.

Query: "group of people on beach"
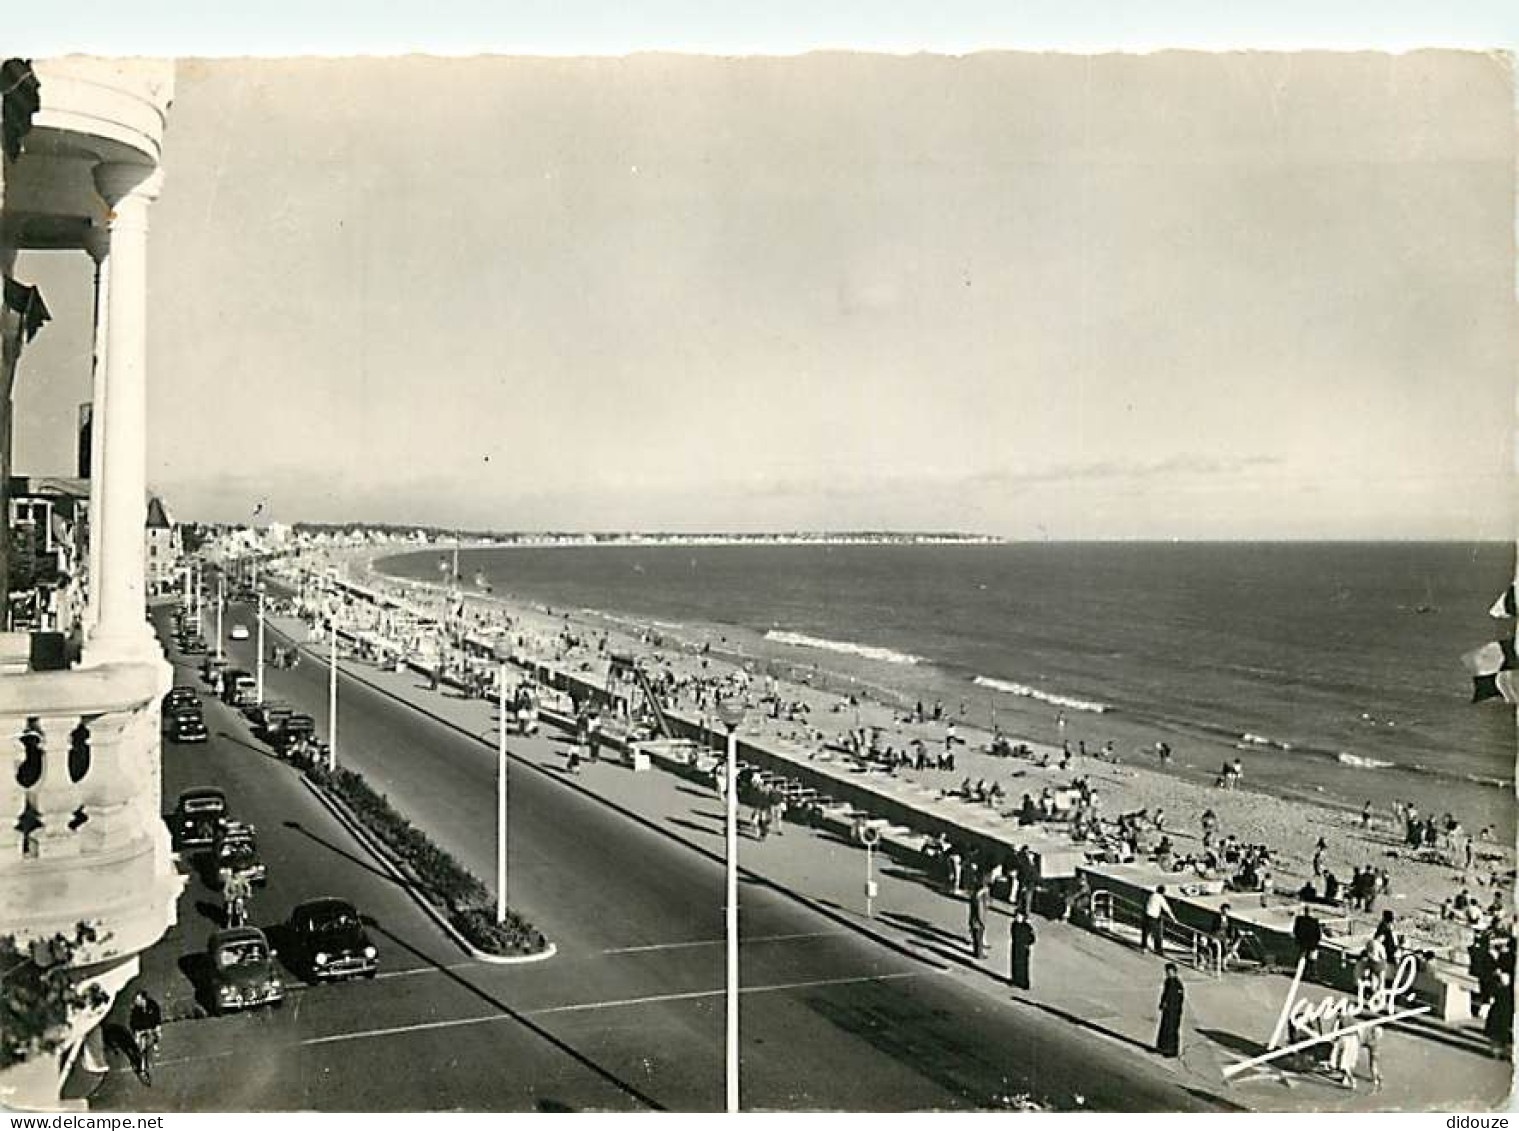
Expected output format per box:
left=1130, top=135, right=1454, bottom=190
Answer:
left=311, top=558, right=1519, bottom=1078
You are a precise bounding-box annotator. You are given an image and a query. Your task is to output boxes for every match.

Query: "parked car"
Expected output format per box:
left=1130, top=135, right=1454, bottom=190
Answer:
left=284, top=898, right=378, bottom=981
left=205, top=927, right=284, bottom=1014
left=272, top=713, right=316, bottom=754
left=222, top=669, right=256, bottom=708
left=201, top=656, right=229, bottom=686
left=229, top=624, right=250, bottom=641
left=164, top=686, right=200, bottom=713
left=249, top=702, right=293, bottom=737
left=180, top=634, right=208, bottom=654
left=213, top=821, right=266, bottom=886
left=171, top=787, right=228, bottom=848
left=167, top=711, right=209, bottom=744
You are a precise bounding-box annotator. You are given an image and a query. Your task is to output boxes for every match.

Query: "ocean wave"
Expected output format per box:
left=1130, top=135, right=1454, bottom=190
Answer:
left=972, top=675, right=1107, bottom=714
left=1240, top=732, right=1294, bottom=751
left=765, top=630, right=923, bottom=666
left=1336, top=752, right=1396, bottom=770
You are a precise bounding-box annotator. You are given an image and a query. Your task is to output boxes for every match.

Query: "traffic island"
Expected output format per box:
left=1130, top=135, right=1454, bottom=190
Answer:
left=302, top=762, right=553, bottom=963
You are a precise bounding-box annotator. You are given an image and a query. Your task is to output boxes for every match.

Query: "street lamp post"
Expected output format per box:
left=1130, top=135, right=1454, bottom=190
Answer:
left=255, top=587, right=266, bottom=705
left=215, top=575, right=225, bottom=661
left=715, top=698, right=746, bottom=1115
left=497, top=661, right=509, bottom=924
left=328, top=619, right=339, bottom=772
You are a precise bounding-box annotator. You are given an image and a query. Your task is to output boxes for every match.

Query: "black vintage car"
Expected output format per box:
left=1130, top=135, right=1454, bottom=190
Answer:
left=167, top=711, right=209, bottom=744
left=284, top=897, right=378, bottom=981
left=205, top=926, right=284, bottom=1014
left=249, top=702, right=293, bottom=739
left=170, top=787, right=228, bottom=849
left=213, top=821, right=267, bottom=886
left=164, top=686, right=200, bottom=714
left=271, top=713, right=316, bottom=755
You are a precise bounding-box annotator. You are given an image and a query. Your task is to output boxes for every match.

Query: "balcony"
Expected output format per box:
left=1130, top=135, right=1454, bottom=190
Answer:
left=0, top=655, right=180, bottom=967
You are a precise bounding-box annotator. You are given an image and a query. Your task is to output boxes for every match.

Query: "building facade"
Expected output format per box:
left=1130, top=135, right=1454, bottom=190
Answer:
left=143, top=495, right=177, bottom=596
left=0, top=56, right=180, bottom=1110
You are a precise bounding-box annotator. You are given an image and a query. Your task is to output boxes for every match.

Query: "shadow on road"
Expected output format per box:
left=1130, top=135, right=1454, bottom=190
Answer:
left=668, top=816, right=722, bottom=838
left=363, top=917, right=673, bottom=1111
left=282, top=819, right=426, bottom=896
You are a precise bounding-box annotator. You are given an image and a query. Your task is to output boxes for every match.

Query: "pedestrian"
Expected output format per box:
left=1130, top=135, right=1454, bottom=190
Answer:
left=1009, top=909, right=1036, bottom=991
left=968, top=877, right=991, bottom=959
left=1360, top=1017, right=1385, bottom=1091
left=1361, top=800, right=1373, bottom=829
left=1142, top=885, right=1175, bottom=956
left=1375, top=909, right=1399, bottom=970
left=1156, top=963, right=1185, bottom=1058
left=587, top=711, right=602, bottom=763
left=1293, top=904, right=1324, bottom=979
left=1331, top=1026, right=1362, bottom=1089
left=1485, top=971, right=1514, bottom=1059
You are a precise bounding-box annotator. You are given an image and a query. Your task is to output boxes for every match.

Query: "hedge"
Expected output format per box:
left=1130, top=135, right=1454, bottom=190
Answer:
left=305, top=762, right=546, bottom=957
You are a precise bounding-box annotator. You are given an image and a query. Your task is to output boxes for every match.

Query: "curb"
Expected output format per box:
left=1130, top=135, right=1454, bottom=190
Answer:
left=265, top=617, right=950, bottom=976
left=299, top=774, right=556, bottom=967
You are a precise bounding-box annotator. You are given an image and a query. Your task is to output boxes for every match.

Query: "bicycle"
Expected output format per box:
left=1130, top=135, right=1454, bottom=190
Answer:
left=132, top=1025, right=161, bottom=1085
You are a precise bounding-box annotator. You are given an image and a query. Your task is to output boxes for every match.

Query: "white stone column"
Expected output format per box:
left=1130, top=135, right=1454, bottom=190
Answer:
left=82, top=225, right=110, bottom=635
left=83, top=163, right=163, bottom=666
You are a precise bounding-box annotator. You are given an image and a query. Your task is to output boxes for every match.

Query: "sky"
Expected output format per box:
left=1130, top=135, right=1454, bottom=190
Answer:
left=9, top=39, right=1517, bottom=538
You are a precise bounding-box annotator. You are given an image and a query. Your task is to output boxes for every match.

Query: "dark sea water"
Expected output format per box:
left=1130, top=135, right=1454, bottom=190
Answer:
left=378, top=542, right=1517, bottom=834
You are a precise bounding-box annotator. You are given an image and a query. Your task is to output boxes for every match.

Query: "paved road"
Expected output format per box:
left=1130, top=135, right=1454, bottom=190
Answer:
left=101, top=598, right=1222, bottom=1111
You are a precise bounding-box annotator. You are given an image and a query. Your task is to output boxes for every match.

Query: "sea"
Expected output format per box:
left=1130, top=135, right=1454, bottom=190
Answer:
left=377, top=542, right=1518, bottom=836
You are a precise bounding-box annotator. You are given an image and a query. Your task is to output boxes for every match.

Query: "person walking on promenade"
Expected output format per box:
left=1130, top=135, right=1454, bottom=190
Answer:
left=1009, top=910, right=1036, bottom=991
left=1142, top=885, right=1175, bottom=956
left=1293, top=904, right=1324, bottom=980
left=1485, top=970, right=1514, bottom=1059
left=968, top=877, right=991, bottom=960
left=1362, top=1014, right=1385, bottom=1092
left=1156, top=964, right=1185, bottom=1058
left=1375, top=909, right=1399, bottom=971
left=587, top=710, right=602, bottom=763
left=1014, top=847, right=1038, bottom=915
left=1331, top=1026, right=1362, bottom=1090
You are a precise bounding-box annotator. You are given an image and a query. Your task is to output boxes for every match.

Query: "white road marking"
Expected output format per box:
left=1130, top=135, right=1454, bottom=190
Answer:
left=600, top=929, right=844, bottom=955
left=283, top=969, right=930, bottom=1050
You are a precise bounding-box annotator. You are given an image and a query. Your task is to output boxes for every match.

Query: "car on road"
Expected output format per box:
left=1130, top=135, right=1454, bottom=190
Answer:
left=166, top=711, right=209, bottom=744
left=285, top=897, right=378, bottom=981
left=213, top=821, right=267, bottom=886
left=170, top=787, right=228, bottom=849
left=222, top=669, right=257, bottom=708
left=180, top=633, right=208, bottom=654
left=229, top=624, right=250, bottom=641
left=249, top=702, right=293, bottom=737
left=205, top=926, right=284, bottom=1014
left=271, top=713, right=316, bottom=755
left=164, top=686, right=200, bottom=714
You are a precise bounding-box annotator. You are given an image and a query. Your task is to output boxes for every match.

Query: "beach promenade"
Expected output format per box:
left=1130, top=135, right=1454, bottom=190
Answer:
left=260, top=601, right=1510, bottom=1111
left=326, top=551, right=1515, bottom=971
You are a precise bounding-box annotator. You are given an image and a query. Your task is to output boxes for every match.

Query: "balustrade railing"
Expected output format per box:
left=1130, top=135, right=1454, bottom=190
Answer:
left=0, top=658, right=180, bottom=964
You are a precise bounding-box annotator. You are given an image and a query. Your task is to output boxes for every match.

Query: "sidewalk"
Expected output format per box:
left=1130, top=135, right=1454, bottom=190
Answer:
left=271, top=614, right=1512, bottom=1113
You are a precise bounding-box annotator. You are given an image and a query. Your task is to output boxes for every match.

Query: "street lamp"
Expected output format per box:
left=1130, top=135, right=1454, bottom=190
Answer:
left=327, top=614, right=339, bottom=772
left=496, top=661, right=509, bottom=924
left=215, top=574, right=225, bottom=661
left=714, top=697, right=746, bottom=1115
left=255, top=584, right=266, bottom=705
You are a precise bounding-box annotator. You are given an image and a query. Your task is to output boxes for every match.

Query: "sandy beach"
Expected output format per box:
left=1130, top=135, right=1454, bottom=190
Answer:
left=292, top=542, right=1515, bottom=961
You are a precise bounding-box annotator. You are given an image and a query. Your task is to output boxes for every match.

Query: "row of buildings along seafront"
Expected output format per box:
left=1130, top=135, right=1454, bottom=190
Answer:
left=0, top=56, right=181, bottom=1110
